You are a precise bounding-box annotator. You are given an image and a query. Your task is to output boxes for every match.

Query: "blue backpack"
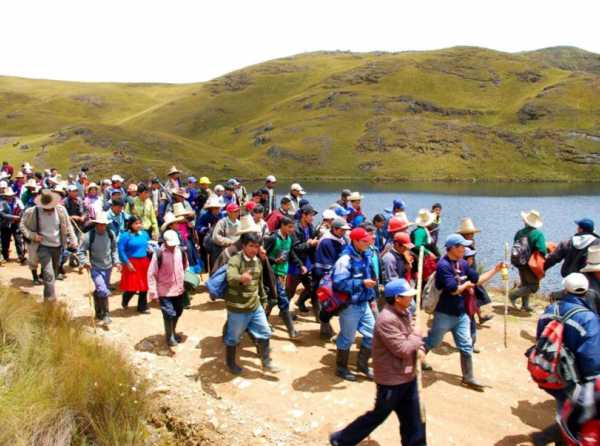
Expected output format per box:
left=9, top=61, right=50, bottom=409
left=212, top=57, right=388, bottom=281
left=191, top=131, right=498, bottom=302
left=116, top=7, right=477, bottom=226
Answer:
left=206, top=264, right=228, bottom=300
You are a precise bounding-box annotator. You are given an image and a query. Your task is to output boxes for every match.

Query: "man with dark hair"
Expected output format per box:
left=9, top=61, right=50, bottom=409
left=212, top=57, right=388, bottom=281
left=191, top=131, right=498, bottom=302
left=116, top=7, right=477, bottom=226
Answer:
left=290, top=204, right=319, bottom=316
left=545, top=219, right=600, bottom=278
left=264, top=175, right=277, bottom=215
left=266, top=196, right=292, bottom=233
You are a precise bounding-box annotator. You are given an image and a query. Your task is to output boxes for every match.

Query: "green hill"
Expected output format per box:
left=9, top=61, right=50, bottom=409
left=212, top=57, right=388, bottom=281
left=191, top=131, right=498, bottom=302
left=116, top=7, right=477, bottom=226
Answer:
left=1, top=46, right=600, bottom=182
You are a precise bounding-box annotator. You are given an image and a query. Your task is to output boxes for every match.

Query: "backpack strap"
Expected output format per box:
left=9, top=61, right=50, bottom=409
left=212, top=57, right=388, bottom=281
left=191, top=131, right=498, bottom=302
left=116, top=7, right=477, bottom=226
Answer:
left=560, top=306, right=589, bottom=323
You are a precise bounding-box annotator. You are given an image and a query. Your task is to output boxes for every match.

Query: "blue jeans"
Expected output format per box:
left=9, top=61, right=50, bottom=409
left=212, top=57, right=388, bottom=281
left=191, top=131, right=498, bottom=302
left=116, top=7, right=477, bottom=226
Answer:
left=224, top=306, right=272, bottom=347
left=336, top=301, right=375, bottom=350
left=91, top=267, right=112, bottom=299
left=159, top=295, right=184, bottom=319
left=425, top=311, right=473, bottom=355
left=275, top=277, right=290, bottom=312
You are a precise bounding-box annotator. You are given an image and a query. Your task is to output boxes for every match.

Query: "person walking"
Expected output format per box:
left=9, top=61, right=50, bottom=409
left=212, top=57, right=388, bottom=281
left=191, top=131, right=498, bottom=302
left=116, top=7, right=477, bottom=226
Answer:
left=544, top=218, right=599, bottom=278
left=264, top=175, right=277, bottom=215
left=0, top=188, right=25, bottom=263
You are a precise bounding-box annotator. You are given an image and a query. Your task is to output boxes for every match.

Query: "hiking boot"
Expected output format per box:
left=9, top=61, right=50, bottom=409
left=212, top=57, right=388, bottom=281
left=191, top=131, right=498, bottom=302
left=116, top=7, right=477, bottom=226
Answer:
left=320, top=321, right=335, bottom=340
left=281, top=310, right=299, bottom=339
left=357, top=344, right=374, bottom=380
left=163, top=316, right=178, bottom=347
left=257, top=339, right=280, bottom=373
left=460, top=352, right=484, bottom=391
left=478, top=314, right=494, bottom=325
left=335, top=349, right=357, bottom=381
left=226, top=345, right=243, bottom=375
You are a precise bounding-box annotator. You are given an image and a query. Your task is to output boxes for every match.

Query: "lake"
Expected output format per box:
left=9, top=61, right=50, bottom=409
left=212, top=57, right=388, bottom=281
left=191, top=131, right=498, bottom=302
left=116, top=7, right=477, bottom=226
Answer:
left=251, top=181, right=600, bottom=293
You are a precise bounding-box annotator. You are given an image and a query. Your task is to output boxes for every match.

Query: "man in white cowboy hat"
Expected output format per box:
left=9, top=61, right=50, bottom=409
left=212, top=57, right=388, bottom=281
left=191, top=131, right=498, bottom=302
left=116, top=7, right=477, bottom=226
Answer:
left=581, top=246, right=600, bottom=313
left=212, top=214, right=260, bottom=271
left=20, top=178, right=40, bottom=208
left=78, top=211, right=120, bottom=324
left=0, top=187, right=25, bottom=264
left=411, top=208, right=440, bottom=259
left=285, top=183, right=306, bottom=215
left=347, top=192, right=366, bottom=228
left=20, top=188, right=77, bottom=300
left=510, top=210, right=547, bottom=312
left=166, top=188, right=194, bottom=222
left=166, top=166, right=181, bottom=189
left=264, top=175, right=277, bottom=215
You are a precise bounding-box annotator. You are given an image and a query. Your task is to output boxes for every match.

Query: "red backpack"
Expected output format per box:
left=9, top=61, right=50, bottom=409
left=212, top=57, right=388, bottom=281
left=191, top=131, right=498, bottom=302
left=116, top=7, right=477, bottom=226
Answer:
left=316, top=273, right=349, bottom=323
left=526, top=305, right=587, bottom=390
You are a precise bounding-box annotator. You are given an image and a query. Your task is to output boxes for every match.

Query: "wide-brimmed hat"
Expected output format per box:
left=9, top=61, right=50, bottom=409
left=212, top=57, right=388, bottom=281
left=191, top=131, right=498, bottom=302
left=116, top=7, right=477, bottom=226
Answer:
left=167, top=166, right=180, bottom=176
left=14, top=171, right=24, bottom=179
left=203, top=195, right=223, bottom=209
left=86, top=182, right=99, bottom=193
left=127, top=183, right=138, bottom=192
left=25, top=179, right=38, bottom=188
left=91, top=211, right=110, bottom=225
left=521, top=210, right=543, bottom=229
left=34, top=189, right=61, bottom=209
left=1, top=188, right=16, bottom=197
left=163, top=229, right=180, bottom=247
left=52, top=182, right=67, bottom=195
left=160, top=212, right=184, bottom=232
left=47, top=175, right=62, bottom=185
left=290, top=183, right=305, bottom=195
left=236, top=215, right=260, bottom=235
left=171, top=188, right=189, bottom=199
left=581, top=246, right=600, bottom=273
left=414, top=209, right=435, bottom=227
left=22, top=162, right=33, bottom=171
left=173, top=202, right=195, bottom=218
left=457, top=217, right=481, bottom=235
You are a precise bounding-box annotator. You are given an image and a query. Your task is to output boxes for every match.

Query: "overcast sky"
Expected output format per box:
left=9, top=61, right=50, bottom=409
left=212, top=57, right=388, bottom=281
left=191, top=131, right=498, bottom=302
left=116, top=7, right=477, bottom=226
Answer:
left=1, top=0, right=597, bottom=84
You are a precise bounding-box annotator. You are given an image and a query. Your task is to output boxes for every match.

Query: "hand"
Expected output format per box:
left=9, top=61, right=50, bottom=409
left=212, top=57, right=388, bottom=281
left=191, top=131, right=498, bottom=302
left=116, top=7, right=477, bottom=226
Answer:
left=127, top=262, right=136, bottom=272
left=309, top=238, right=319, bottom=247
left=417, top=349, right=427, bottom=363
left=258, top=247, right=267, bottom=260
left=33, top=234, right=43, bottom=242
left=494, top=262, right=505, bottom=273
left=240, top=272, right=253, bottom=285
left=363, top=279, right=377, bottom=288
left=115, top=264, right=122, bottom=272
left=300, top=266, right=308, bottom=276
left=83, top=263, right=91, bottom=270
left=152, top=233, right=158, bottom=241
left=459, top=281, right=475, bottom=293
left=149, top=292, right=158, bottom=301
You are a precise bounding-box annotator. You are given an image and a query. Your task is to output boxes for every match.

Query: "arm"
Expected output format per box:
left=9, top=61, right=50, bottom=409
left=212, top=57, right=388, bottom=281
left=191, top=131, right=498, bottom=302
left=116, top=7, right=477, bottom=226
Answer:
left=544, top=240, right=568, bottom=271
left=147, top=251, right=159, bottom=300
left=77, top=233, right=91, bottom=266
left=531, top=230, right=548, bottom=256
left=332, top=255, right=363, bottom=301
left=263, top=234, right=277, bottom=263
left=0, top=203, right=17, bottom=222
left=258, top=263, right=267, bottom=306
left=575, top=316, right=600, bottom=379
left=19, top=208, right=34, bottom=241
left=377, top=317, right=423, bottom=360
left=111, top=233, right=120, bottom=265
left=226, top=254, right=242, bottom=285
left=382, top=253, right=399, bottom=282
left=412, top=229, right=432, bottom=256
left=147, top=200, right=159, bottom=237
left=118, top=232, right=130, bottom=264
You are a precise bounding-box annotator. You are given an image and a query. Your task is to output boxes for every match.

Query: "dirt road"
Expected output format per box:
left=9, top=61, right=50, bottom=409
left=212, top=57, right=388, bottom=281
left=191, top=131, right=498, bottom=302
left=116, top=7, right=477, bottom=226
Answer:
left=1, top=262, right=554, bottom=445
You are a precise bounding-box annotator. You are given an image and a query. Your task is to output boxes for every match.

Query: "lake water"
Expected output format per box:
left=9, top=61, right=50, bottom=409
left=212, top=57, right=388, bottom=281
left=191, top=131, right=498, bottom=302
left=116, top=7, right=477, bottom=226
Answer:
left=254, top=181, right=600, bottom=293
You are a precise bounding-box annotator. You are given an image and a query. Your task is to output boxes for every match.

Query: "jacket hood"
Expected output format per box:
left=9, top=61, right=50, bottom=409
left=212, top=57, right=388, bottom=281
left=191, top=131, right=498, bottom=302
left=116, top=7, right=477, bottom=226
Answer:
left=572, top=233, right=599, bottom=250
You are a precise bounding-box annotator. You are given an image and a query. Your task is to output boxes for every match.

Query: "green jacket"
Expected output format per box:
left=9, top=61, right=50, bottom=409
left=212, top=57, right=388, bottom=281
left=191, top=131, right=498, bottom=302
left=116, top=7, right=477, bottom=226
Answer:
left=264, top=230, right=300, bottom=277
left=515, top=226, right=547, bottom=256
left=225, top=252, right=266, bottom=313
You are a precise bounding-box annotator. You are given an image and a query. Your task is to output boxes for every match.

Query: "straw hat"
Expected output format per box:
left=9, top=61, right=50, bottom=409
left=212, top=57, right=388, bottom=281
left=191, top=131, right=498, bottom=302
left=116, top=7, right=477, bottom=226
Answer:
left=160, top=212, right=184, bottom=232
left=14, top=171, right=24, bottom=179
left=34, top=189, right=61, bottom=210
left=91, top=211, right=110, bottom=225
left=457, top=217, right=481, bottom=235
left=348, top=192, right=363, bottom=202
left=171, top=187, right=189, bottom=199
left=581, top=246, right=600, bottom=273
left=25, top=179, right=38, bottom=188
left=236, top=214, right=260, bottom=235
left=86, top=182, right=99, bottom=193
left=521, top=210, right=543, bottom=229
left=1, top=188, right=16, bottom=197
left=53, top=182, right=67, bottom=195
left=127, top=183, right=138, bottom=193
left=414, top=209, right=435, bottom=227
left=173, top=202, right=195, bottom=218
left=204, top=195, right=223, bottom=209
left=167, top=166, right=181, bottom=176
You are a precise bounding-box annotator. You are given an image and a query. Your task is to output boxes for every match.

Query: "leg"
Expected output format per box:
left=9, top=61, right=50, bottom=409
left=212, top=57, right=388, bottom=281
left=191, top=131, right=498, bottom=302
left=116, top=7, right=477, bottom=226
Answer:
left=394, top=380, right=427, bottom=446
left=223, top=311, right=251, bottom=374
left=470, top=316, right=478, bottom=353
left=172, top=295, right=185, bottom=342
left=335, top=304, right=362, bottom=381
left=13, top=226, right=25, bottom=261
left=276, top=277, right=298, bottom=338
left=248, top=307, right=279, bottom=372
left=424, top=312, right=455, bottom=352
left=38, top=246, right=57, bottom=301
left=159, top=297, right=178, bottom=346
left=0, top=227, right=11, bottom=260
left=137, top=291, right=149, bottom=313
left=122, top=291, right=134, bottom=309
left=452, top=313, right=483, bottom=390
left=357, top=303, right=375, bottom=379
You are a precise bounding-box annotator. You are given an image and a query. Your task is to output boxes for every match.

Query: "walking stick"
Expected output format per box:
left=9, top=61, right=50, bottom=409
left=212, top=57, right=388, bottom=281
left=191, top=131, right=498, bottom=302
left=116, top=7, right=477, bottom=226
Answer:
left=502, top=243, right=510, bottom=348
left=415, top=246, right=426, bottom=423
left=86, top=269, right=97, bottom=333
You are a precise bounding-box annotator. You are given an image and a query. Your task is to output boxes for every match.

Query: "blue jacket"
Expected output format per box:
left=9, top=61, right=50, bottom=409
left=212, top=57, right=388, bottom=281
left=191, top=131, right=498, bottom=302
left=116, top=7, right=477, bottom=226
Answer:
left=537, top=295, right=600, bottom=381
left=195, top=210, right=220, bottom=233
left=435, top=255, right=479, bottom=316
left=332, top=243, right=376, bottom=305
left=313, top=232, right=346, bottom=279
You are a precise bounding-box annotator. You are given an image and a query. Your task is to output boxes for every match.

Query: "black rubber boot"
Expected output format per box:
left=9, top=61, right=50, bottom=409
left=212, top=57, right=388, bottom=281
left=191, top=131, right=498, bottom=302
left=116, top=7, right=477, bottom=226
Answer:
left=310, top=294, right=321, bottom=323
left=357, top=344, right=374, bottom=380
left=122, top=292, right=133, bottom=309
left=320, top=321, right=335, bottom=340
left=102, top=298, right=112, bottom=325
left=280, top=310, right=299, bottom=339
left=137, top=292, right=150, bottom=314
left=173, top=317, right=182, bottom=342
left=335, top=349, right=357, bottom=381
left=163, top=315, right=178, bottom=347
left=226, top=345, right=243, bottom=375
left=460, top=352, right=484, bottom=391
left=32, top=269, right=42, bottom=286
left=531, top=424, right=565, bottom=446
left=257, top=339, right=280, bottom=373
left=93, top=293, right=102, bottom=321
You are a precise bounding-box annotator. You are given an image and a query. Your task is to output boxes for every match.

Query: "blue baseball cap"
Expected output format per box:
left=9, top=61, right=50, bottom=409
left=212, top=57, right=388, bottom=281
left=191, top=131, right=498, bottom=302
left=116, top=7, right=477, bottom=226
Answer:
left=335, top=206, right=351, bottom=217
left=445, top=233, right=473, bottom=249
left=575, top=218, right=594, bottom=233
left=384, top=279, right=418, bottom=298
left=393, top=199, right=406, bottom=211
left=187, top=176, right=197, bottom=184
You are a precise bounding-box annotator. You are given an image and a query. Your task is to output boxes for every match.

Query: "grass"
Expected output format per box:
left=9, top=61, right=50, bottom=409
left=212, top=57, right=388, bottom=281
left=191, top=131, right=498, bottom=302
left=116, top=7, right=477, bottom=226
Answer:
left=0, top=287, right=151, bottom=446
left=0, top=46, right=600, bottom=181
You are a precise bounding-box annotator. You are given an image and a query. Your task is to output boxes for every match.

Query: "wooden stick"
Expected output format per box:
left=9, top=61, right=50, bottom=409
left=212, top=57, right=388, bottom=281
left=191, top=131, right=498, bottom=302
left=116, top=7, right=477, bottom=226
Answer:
left=503, top=242, right=510, bottom=348
left=415, top=246, right=426, bottom=423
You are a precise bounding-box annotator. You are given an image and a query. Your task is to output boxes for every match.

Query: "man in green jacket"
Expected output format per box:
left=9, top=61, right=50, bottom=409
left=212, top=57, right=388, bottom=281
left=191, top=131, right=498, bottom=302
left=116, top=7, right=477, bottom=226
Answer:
left=510, top=210, right=547, bottom=312
left=224, top=232, right=279, bottom=375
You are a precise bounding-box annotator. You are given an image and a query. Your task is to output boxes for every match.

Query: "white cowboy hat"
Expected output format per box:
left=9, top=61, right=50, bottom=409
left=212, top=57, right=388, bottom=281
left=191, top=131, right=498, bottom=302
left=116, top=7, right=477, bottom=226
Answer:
left=85, top=182, right=99, bottom=193
left=457, top=217, right=481, bottom=235
left=91, top=211, right=110, bottom=225
left=47, top=175, right=62, bottom=185
left=160, top=211, right=184, bottom=233
left=348, top=192, right=363, bottom=201
left=581, top=246, right=600, bottom=273
left=52, top=182, right=67, bottom=195
left=171, top=187, right=189, bottom=199
left=1, top=188, right=16, bottom=197
left=25, top=179, right=38, bottom=188
left=111, top=174, right=124, bottom=183
left=167, top=166, right=181, bottom=176
left=236, top=214, right=260, bottom=235
left=213, top=184, right=224, bottom=193
left=414, top=209, right=435, bottom=227
left=163, top=229, right=181, bottom=247
left=322, top=209, right=337, bottom=220
left=14, top=171, right=25, bottom=179
left=521, top=210, right=543, bottom=229
left=290, top=183, right=306, bottom=195
left=22, top=162, right=33, bottom=170
left=173, top=202, right=195, bottom=218
left=34, top=189, right=61, bottom=210
left=203, top=195, right=223, bottom=209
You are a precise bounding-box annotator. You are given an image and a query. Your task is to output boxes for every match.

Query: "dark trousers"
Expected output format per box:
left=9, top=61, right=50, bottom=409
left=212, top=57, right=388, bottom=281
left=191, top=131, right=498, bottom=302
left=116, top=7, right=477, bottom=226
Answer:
left=1, top=225, right=24, bottom=260
left=159, top=295, right=184, bottom=320
left=331, top=379, right=426, bottom=446
left=122, top=291, right=148, bottom=311
left=287, top=272, right=312, bottom=304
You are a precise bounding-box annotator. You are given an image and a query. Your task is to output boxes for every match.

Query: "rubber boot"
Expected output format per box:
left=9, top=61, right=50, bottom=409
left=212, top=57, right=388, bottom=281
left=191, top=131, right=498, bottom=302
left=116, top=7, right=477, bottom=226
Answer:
left=531, top=424, right=565, bottom=446
left=257, top=339, right=280, bottom=373
left=320, top=321, right=335, bottom=340
left=296, top=292, right=310, bottom=313
left=32, top=269, right=42, bottom=286
left=122, top=292, right=133, bottom=309
left=163, top=315, right=178, bottom=347
left=357, top=344, right=374, bottom=380
left=280, top=310, right=299, bottom=339
left=335, top=349, right=357, bottom=381
left=56, top=264, right=66, bottom=281
left=137, top=292, right=150, bottom=314
left=522, top=296, right=533, bottom=313
left=310, top=294, right=321, bottom=323
left=173, top=317, right=182, bottom=342
left=460, top=352, right=484, bottom=391
left=102, top=298, right=112, bottom=325
left=226, top=345, right=243, bottom=375
left=93, top=293, right=102, bottom=321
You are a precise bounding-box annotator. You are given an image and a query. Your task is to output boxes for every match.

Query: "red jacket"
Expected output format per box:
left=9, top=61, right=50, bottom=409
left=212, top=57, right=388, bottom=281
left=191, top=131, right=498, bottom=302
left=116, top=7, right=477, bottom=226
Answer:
left=266, top=208, right=285, bottom=233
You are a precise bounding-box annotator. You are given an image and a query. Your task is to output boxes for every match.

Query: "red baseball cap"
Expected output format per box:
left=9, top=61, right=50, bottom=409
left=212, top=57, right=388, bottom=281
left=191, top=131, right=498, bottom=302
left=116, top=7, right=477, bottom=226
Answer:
left=244, top=201, right=257, bottom=212
left=393, top=232, right=414, bottom=248
left=349, top=227, right=373, bottom=243
left=225, top=203, right=240, bottom=213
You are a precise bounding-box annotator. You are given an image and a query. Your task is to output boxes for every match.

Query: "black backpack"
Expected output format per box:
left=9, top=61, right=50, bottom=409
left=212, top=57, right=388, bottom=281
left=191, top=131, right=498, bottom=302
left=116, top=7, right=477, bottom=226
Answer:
left=511, top=235, right=532, bottom=267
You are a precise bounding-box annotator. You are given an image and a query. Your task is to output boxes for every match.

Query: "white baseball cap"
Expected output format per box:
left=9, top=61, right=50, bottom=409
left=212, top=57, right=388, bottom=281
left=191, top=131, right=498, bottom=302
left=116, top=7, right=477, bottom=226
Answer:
left=322, top=209, right=336, bottom=220
left=290, top=183, right=305, bottom=194
left=563, top=273, right=589, bottom=295
left=111, top=174, right=124, bottom=183
left=266, top=175, right=277, bottom=183
left=163, top=230, right=180, bottom=247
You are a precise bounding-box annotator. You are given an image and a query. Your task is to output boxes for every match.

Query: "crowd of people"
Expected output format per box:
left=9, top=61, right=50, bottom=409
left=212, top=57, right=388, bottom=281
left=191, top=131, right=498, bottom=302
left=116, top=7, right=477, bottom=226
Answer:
left=1, top=159, right=599, bottom=445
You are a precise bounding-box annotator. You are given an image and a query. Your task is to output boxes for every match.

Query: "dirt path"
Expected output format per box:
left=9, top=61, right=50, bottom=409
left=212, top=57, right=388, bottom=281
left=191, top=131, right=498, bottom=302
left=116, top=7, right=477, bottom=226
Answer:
left=1, top=262, right=554, bottom=445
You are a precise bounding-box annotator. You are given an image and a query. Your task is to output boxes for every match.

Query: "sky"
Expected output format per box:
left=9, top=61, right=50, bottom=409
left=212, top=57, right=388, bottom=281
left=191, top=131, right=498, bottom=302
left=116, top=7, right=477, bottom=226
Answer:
left=1, top=0, right=598, bottom=84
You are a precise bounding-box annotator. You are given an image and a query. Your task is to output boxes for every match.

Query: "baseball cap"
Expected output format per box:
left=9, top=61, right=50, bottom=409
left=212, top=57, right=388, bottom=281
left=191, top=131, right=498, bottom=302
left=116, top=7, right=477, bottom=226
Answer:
left=163, top=230, right=181, bottom=247
left=187, top=176, right=197, bottom=184
left=280, top=196, right=291, bottom=204
left=301, top=204, right=317, bottom=215
left=445, top=233, right=473, bottom=249
left=384, top=279, right=418, bottom=298
left=266, top=175, right=277, bottom=183
left=464, top=247, right=477, bottom=258
left=393, top=199, right=407, bottom=211
left=349, top=227, right=373, bottom=243
left=290, top=183, right=306, bottom=194
left=575, top=218, right=595, bottom=233
left=322, top=209, right=336, bottom=220
left=334, top=206, right=351, bottom=217
left=226, top=203, right=240, bottom=213
left=393, top=232, right=414, bottom=248
left=341, top=189, right=352, bottom=197
left=563, top=273, right=589, bottom=295
left=111, top=174, right=124, bottom=183
left=244, top=201, right=257, bottom=213
left=332, top=218, right=351, bottom=230
left=66, top=184, right=78, bottom=192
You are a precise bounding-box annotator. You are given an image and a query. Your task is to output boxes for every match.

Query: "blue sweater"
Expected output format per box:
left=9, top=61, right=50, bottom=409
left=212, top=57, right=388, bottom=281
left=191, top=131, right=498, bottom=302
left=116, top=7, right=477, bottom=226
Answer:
left=332, top=244, right=375, bottom=305
left=435, top=255, right=479, bottom=316
left=118, top=230, right=150, bottom=263
left=313, top=233, right=346, bottom=279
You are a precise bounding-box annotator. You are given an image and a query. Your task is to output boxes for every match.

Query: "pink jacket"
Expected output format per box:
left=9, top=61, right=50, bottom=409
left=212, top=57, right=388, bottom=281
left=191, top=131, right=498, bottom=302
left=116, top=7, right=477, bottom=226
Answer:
left=147, top=246, right=186, bottom=299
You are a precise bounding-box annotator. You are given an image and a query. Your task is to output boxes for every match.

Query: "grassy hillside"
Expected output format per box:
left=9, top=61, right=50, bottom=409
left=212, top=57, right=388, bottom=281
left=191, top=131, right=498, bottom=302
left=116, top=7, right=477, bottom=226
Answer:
left=1, top=46, right=600, bottom=181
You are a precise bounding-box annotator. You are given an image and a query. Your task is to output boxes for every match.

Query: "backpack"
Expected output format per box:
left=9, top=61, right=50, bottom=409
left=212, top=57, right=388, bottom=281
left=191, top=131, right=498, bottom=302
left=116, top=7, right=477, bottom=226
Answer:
left=206, top=264, right=228, bottom=300
left=316, top=273, right=349, bottom=323
left=511, top=235, right=532, bottom=267
left=89, top=228, right=116, bottom=257
left=422, top=272, right=443, bottom=314
left=526, top=305, right=588, bottom=391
